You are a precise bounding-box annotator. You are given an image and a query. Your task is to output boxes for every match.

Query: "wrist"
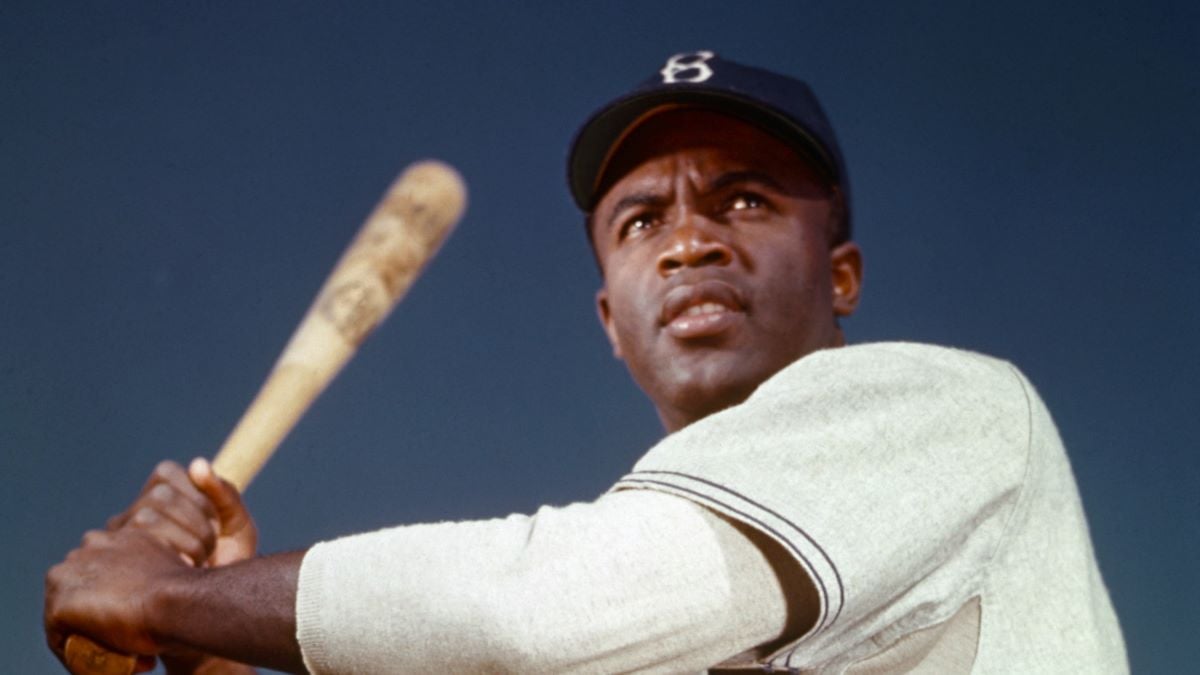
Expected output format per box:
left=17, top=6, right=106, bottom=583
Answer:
left=146, top=564, right=207, bottom=652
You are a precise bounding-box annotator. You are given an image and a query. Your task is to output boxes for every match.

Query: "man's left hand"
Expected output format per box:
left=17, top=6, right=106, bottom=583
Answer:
left=44, top=523, right=196, bottom=668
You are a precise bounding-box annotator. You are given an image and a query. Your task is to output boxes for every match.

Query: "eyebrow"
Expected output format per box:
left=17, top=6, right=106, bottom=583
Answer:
left=605, top=193, right=669, bottom=229
left=706, top=170, right=790, bottom=195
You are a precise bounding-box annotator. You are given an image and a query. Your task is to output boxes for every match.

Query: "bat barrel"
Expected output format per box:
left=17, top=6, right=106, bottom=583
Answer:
left=212, top=159, right=466, bottom=491
left=62, top=160, right=466, bottom=673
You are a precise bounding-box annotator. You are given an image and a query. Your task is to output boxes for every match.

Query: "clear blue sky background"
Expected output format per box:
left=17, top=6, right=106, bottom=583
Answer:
left=3, top=2, right=1197, bottom=672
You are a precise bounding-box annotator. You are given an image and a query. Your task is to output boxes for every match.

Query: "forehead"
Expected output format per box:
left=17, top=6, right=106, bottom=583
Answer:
left=592, top=108, right=823, bottom=207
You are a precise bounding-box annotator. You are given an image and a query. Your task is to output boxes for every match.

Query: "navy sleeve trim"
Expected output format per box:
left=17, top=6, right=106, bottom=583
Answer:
left=617, top=469, right=845, bottom=642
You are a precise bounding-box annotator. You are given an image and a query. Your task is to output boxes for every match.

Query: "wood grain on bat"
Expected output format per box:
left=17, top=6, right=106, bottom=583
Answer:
left=212, top=160, right=465, bottom=491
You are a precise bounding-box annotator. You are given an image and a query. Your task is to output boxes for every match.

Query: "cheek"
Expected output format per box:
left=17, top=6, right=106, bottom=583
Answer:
left=755, top=246, right=833, bottom=327
left=608, top=279, right=653, bottom=332
left=605, top=273, right=662, bottom=349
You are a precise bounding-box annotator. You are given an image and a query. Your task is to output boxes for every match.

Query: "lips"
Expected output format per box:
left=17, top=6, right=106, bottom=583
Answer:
left=660, top=280, right=746, bottom=339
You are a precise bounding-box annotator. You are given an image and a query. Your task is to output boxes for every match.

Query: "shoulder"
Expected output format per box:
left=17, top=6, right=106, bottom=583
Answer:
left=767, top=341, right=1019, bottom=385
left=633, top=341, right=1035, bottom=483
left=619, top=343, right=1042, bottom=666
left=755, top=341, right=1030, bottom=412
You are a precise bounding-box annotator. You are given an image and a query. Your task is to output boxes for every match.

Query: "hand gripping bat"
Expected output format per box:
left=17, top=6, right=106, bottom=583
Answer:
left=61, top=160, right=467, bottom=675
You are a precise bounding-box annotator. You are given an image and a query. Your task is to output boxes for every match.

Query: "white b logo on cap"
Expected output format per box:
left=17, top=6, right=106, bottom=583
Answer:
left=661, top=51, right=715, bottom=83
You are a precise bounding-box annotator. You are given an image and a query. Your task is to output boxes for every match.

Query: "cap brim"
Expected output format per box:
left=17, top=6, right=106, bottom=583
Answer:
left=568, top=87, right=838, bottom=211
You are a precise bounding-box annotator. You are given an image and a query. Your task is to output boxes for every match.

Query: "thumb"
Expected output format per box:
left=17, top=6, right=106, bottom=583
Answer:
left=188, top=458, right=251, bottom=536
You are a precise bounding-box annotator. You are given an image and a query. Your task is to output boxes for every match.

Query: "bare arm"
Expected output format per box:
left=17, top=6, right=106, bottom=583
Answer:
left=152, top=552, right=306, bottom=673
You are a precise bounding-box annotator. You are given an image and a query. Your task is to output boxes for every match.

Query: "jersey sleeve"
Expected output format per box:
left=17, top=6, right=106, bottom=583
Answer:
left=611, top=342, right=1033, bottom=671
left=295, top=489, right=791, bottom=674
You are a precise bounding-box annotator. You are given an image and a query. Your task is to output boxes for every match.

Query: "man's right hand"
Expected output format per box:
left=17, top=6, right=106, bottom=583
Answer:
left=107, top=459, right=257, bottom=567
left=106, top=459, right=259, bottom=675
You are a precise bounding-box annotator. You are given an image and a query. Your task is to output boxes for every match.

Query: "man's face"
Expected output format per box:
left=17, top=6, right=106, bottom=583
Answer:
left=591, top=108, right=862, bottom=431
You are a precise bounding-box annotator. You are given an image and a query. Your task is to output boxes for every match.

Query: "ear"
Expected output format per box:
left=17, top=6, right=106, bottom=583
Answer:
left=829, top=241, right=863, bottom=317
left=595, top=287, right=624, bottom=359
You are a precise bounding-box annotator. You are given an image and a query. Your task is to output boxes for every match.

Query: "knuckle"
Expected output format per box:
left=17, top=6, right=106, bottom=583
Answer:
left=149, top=483, right=175, bottom=502
left=153, top=460, right=181, bottom=480
left=44, top=564, right=62, bottom=590
left=81, top=529, right=106, bottom=546
left=132, top=508, right=159, bottom=526
left=187, top=540, right=208, bottom=561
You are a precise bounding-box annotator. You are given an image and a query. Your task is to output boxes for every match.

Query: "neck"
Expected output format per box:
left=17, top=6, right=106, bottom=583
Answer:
left=656, top=333, right=848, bottom=433
left=656, top=381, right=755, bottom=433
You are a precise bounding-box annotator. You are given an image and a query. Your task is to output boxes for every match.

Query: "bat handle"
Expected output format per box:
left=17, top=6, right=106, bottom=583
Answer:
left=63, top=635, right=137, bottom=675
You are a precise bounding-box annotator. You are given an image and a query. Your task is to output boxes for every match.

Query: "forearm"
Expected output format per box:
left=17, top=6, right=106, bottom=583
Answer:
left=153, top=551, right=307, bottom=673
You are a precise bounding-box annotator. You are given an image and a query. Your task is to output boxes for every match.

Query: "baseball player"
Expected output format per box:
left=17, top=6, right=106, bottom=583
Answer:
left=45, top=51, right=1127, bottom=673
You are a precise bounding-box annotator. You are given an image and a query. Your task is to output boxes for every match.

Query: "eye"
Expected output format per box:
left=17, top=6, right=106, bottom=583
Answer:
left=726, top=192, right=766, bottom=212
left=619, top=212, right=660, bottom=240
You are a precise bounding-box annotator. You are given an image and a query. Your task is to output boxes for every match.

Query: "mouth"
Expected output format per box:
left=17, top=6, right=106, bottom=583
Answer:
left=660, top=280, right=746, bottom=339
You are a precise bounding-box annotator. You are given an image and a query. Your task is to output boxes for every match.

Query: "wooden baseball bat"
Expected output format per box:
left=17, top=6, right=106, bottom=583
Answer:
left=62, top=160, right=467, bottom=675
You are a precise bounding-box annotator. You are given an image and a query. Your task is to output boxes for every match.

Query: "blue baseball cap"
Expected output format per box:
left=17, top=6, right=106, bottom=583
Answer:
left=567, top=51, right=851, bottom=238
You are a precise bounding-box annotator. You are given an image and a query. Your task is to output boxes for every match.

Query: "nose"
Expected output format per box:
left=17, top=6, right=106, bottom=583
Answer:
left=656, top=220, right=733, bottom=276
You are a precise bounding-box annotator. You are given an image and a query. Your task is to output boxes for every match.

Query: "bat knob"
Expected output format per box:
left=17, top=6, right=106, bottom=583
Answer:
left=63, top=634, right=137, bottom=675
